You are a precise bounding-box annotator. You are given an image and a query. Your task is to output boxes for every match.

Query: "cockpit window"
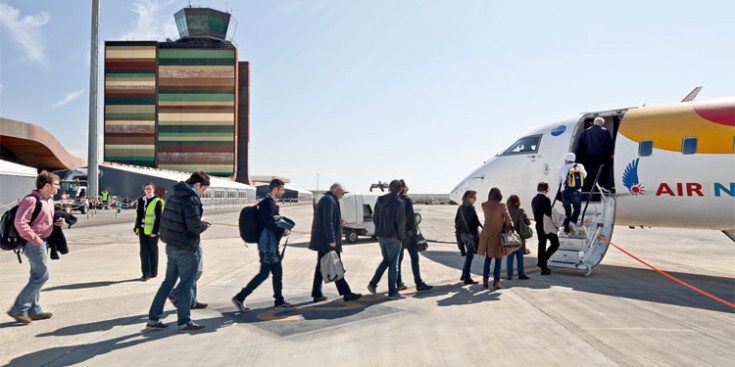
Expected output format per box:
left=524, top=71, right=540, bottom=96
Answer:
left=501, top=135, right=542, bottom=156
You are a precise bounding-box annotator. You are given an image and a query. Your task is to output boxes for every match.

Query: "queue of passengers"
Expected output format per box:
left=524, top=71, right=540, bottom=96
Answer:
left=7, top=153, right=585, bottom=331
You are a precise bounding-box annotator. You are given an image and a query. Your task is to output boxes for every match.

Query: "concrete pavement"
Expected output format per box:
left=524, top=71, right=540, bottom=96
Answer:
left=1, top=204, right=733, bottom=366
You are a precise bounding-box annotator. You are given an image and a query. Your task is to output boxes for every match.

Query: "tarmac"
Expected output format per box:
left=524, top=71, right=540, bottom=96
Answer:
left=1, top=204, right=733, bottom=366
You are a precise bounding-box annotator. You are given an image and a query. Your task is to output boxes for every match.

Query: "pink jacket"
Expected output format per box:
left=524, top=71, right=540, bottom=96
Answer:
left=14, top=190, right=55, bottom=246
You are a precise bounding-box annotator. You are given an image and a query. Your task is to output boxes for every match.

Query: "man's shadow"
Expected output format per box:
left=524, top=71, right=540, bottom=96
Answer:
left=6, top=315, right=233, bottom=367
left=43, top=278, right=142, bottom=292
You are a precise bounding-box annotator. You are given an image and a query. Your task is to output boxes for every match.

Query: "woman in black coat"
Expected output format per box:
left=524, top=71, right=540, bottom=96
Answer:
left=454, top=190, right=481, bottom=284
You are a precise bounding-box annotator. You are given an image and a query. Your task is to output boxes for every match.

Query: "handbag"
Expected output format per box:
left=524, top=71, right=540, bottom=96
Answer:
left=501, top=224, right=522, bottom=256
left=543, top=209, right=563, bottom=235
left=458, top=206, right=480, bottom=253
left=519, top=219, right=533, bottom=239
left=319, top=250, right=345, bottom=283
left=413, top=228, right=428, bottom=252
left=500, top=224, right=522, bottom=248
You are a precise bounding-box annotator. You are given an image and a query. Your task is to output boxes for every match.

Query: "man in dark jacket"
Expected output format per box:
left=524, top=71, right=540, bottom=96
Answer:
left=232, top=179, right=295, bottom=311
left=575, top=116, right=614, bottom=191
left=309, top=183, right=362, bottom=302
left=146, top=171, right=210, bottom=332
left=396, top=180, right=432, bottom=291
left=367, top=180, right=406, bottom=299
left=531, top=182, right=559, bottom=275
left=133, top=182, right=163, bottom=281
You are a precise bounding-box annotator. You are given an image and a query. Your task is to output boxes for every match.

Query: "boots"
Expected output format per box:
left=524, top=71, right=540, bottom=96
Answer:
left=483, top=278, right=489, bottom=288
left=493, top=281, right=502, bottom=290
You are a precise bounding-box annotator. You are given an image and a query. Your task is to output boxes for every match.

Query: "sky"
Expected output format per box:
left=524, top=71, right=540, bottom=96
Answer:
left=1, top=0, right=733, bottom=193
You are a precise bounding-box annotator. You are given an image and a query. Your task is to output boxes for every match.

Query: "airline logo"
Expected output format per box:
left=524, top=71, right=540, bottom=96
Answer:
left=622, top=158, right=645, bottom=195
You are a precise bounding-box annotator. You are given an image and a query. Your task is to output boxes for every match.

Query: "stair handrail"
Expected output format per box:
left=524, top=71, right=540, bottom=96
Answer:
left=580, top=164, right=605, bottom=224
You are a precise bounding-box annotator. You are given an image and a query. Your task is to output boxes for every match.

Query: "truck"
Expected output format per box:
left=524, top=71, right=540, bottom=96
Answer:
left=54, top=180, right=89, bottom=214
left=340, top=191, right=422, bottom=243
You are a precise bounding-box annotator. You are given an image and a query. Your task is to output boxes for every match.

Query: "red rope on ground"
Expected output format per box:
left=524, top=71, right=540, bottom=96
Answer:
left=584, top=224, right=735, bottom=309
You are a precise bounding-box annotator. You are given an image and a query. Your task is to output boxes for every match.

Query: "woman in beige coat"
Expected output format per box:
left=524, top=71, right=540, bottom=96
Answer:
left=477, top=187, right=511, bottom=290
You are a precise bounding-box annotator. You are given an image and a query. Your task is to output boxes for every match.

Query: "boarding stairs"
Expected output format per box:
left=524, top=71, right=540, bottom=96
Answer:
left=548, top=167, right=616, bottom=276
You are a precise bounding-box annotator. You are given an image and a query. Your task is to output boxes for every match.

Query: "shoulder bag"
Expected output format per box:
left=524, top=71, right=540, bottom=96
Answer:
left=413, top=227, right=428, bottom=252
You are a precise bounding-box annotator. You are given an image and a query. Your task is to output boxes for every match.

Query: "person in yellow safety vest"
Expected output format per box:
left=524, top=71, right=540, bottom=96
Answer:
left=134, top=183, right=164, bottom=281
left=100, top=189, right=110, bottom=203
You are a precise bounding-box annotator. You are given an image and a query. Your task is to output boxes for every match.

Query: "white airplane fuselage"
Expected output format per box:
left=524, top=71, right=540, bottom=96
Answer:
left=450, top=97, right=735, bottom=237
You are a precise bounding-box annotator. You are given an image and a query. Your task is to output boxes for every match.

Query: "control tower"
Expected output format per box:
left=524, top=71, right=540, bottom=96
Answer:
left=104, top=7, right=250, bottom=183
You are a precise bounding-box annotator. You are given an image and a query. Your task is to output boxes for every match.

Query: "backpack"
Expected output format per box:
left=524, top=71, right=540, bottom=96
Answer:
left=565, top=164, right=584, bottom=191
left=1, top=195, right=43, bottom=263
left=238, top=203, right=260, bottom=244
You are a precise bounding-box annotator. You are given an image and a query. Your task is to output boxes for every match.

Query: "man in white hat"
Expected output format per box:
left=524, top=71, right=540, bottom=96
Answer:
left=558, top=153, right=587, bottom=234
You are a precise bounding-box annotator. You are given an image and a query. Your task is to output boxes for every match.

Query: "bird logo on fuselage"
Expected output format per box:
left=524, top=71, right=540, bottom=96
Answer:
left=623, top=158, right=645, bottom=196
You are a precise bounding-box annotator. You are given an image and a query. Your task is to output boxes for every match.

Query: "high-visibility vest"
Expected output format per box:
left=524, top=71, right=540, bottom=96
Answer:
left=101, top=191, right=110, bottom=202
left=143, top=197, right=163, bottom=235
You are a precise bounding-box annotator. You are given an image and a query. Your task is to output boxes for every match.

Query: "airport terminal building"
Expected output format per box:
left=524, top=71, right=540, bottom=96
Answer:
left=104, top=7, right=250, bottom=183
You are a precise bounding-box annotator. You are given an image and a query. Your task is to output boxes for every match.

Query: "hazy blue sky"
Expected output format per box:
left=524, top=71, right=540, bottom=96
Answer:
left=1, top=0, right=733, bottom=193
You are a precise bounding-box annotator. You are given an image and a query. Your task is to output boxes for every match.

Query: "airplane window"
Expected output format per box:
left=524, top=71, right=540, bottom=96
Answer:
left=682, top=137, right=697, bottom=155
left=501, top=135, right=541, bottom=156
left=639, top=140, right=653, bottom=157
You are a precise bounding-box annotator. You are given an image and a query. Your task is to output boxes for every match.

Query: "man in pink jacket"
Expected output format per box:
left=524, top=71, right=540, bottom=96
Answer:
left=7, top=171, right=63, bottom=324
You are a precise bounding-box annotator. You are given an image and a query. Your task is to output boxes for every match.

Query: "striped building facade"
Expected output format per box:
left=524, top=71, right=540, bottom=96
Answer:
left=104, top=41, right=157, bottom=167
left=103, top=42, right=247, bottom=180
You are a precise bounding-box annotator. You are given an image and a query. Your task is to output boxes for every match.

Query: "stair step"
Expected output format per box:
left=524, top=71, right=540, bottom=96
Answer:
left=558, top=237, right=586, bottom=250
left=550, top=249, right=582, bottom=264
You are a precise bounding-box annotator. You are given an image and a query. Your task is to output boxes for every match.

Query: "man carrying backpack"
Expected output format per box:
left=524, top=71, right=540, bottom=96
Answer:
left=7, top=171, right=63, bottom=324
left=558, top=153, right=587, bottom=234
left=232, top=179, right=295, bottom=311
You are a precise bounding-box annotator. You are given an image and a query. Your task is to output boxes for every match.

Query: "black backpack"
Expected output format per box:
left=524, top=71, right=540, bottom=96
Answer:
left=238, top=203, right=260, bottom=244
left=1, top=195, right=43, bottom=263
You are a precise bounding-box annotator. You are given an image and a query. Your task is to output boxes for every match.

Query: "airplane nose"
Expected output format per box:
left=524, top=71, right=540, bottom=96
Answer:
left=449, top=182, right=466, bottom=204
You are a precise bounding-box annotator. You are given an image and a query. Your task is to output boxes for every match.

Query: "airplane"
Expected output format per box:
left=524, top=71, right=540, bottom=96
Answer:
left=449, top=90, right=735, bottom=275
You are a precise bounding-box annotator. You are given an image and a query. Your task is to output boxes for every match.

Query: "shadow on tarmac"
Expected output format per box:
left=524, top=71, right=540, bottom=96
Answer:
left=6, top=315, right=234, bottom=367
left=43, top=278, right=142, bottom=292
left=421, top=250, right=735, bottom=313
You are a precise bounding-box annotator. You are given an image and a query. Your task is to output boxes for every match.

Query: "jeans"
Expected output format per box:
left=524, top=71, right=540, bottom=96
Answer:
left=460, top=233, right=476, bottom=281
left=170, top=243, right=202, bottom=306
left=561, top=190, right=582, bottom=230
left=397, top=239, right=422, bottom=286
left=234, top=252, right=284, bottom=306
left=138, top=232, right=159, bottom=278
left=506, top=249, right=526, bottom=277
left=483, top=256, right=502, bottom=282
left=11, top=241, right=49, bottom=316
left=312, top=250, right=352, bottom=298
left=369, top=237, right=402, bottom=296
left=149, top=244, right=200, bottom=325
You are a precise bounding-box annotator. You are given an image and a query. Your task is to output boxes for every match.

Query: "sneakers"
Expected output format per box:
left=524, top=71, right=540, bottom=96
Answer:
left=30, top=312, right=53, bottom=321
left=275, top=302, right=295, bottom=310
left=178, top=321, right=206, bottom=332
left=231, top=296, right=249, bottom=312
left=343, top=293, right=362, bottom=301
left=7, top=311, right=31, bottom=324
left=397, top=283, right=408, bottom=291
left=416, top=283, right=433, bottom=291
left=146, top=320, right=168, bottom=330
left=366, top=285, right=376, bottom=295
left=388, top=293, right=404, bottom=300
left=191, top=302, right=208, bottom=309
